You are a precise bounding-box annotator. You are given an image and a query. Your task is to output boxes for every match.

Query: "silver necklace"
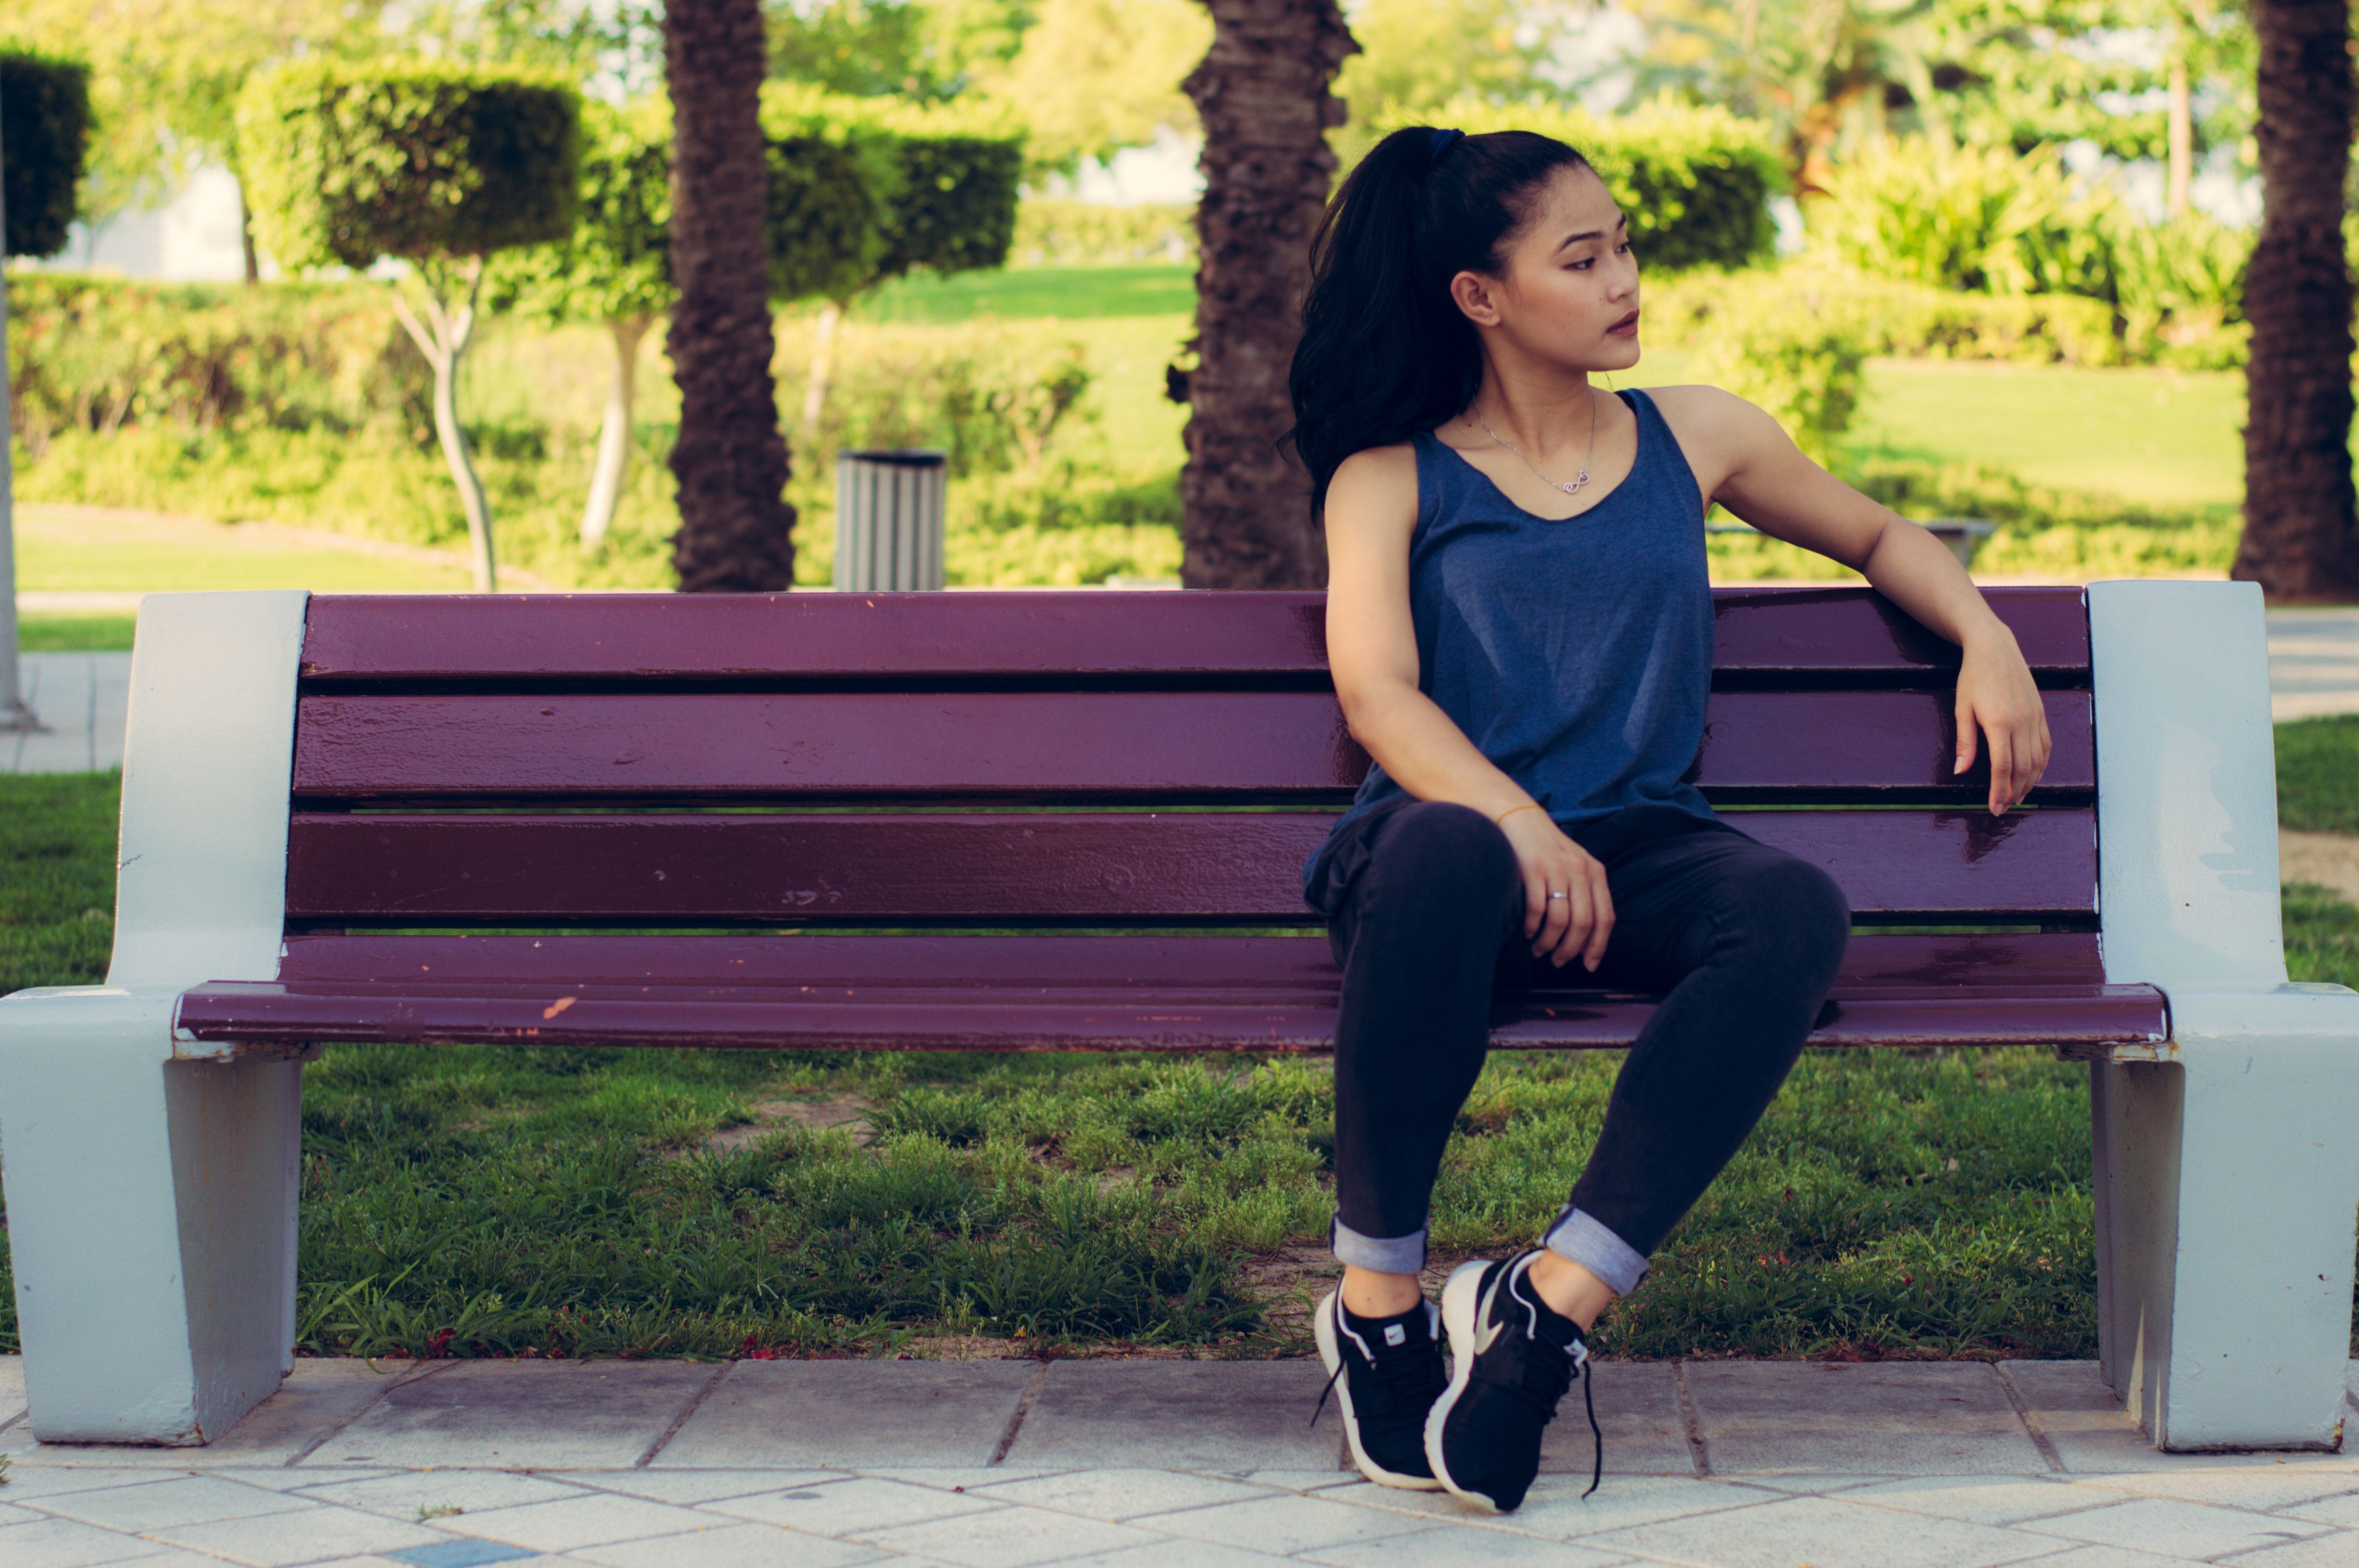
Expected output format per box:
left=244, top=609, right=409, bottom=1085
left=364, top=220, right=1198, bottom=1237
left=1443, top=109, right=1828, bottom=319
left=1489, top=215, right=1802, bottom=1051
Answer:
left=1475, top=389, right=1599, bottom=499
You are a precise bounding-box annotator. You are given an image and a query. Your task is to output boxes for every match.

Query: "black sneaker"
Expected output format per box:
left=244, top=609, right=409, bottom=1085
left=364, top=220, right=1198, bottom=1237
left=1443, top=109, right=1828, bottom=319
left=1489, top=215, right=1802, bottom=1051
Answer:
left=1425, top=1250, right=1603, bottom=1512
left=1312, top=1290, right=1448, bottom=1490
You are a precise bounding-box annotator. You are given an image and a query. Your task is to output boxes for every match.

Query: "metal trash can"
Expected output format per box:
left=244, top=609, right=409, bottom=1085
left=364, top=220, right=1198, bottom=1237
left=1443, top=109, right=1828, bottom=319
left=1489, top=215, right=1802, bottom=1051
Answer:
left=835, top=449, right=946, bottom=592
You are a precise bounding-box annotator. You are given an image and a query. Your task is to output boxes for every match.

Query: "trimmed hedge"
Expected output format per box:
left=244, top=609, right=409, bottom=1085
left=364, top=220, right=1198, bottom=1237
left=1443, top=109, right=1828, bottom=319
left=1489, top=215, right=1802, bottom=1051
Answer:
left=1346, top=95, right=1782, bottom=274
left=1, top=50, right=91, bottom=259
left=237, top=60, right=582, bottom=269
left=491, top=98, right=673, bottom=326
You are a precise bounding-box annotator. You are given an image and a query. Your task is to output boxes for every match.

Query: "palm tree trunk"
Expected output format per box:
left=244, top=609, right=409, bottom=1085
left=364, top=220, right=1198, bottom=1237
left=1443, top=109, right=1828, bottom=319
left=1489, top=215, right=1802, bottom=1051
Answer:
left=2235, top=0, right=2359, bottom=602
left=664, top=0, right=797, bottom=593
left=582, top=314, right=652, bottom=549
left=1179, top=0, right=1356, bottom=590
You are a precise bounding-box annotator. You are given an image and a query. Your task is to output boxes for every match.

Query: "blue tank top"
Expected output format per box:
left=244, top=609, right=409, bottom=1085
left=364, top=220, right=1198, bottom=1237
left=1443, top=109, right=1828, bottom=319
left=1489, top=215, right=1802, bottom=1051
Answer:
left=1302, top=387, right=1718, bottom=904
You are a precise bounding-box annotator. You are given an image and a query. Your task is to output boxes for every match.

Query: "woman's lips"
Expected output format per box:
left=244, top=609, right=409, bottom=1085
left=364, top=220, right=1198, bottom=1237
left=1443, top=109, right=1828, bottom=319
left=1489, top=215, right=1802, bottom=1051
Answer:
left=1607, top=310, right=1640, bottom=337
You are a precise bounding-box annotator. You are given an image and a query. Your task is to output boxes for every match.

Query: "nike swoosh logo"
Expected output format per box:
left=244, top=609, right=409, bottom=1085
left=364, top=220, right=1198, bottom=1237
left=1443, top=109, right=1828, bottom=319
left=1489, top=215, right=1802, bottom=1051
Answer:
left=1472, top=1276, right=1507, bottom=1355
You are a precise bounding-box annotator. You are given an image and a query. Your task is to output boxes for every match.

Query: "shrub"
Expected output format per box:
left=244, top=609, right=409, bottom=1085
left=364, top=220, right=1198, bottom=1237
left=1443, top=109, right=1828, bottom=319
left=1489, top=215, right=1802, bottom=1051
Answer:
left=1646, top=265, right=2124, bottom=368
left=1683, top=276, right=1869, bottom=462
left=1349, top=94, right=1782, bottom=273
left=0, top=49, right=90, bottom=259
left=237, top=60, right=581, bottom=272
left=5, top=272, right=425, bottom=452
left=1010, top=201, right=1195, bottom=268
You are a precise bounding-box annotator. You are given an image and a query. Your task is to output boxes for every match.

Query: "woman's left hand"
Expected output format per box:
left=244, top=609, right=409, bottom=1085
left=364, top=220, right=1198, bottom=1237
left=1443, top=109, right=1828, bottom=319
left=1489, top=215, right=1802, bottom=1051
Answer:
left=1955, top=630, right=2051, bottom=814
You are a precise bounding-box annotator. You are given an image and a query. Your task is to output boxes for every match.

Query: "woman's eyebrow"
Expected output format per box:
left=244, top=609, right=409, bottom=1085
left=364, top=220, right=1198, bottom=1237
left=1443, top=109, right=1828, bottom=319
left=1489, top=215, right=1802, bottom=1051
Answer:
left=1552, top=215, right=1629, bottom=255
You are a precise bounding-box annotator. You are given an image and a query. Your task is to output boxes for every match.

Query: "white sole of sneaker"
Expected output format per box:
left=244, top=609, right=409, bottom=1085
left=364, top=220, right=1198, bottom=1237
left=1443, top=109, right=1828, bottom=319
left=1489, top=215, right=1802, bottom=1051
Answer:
left=1426, top=1259, right=1504, bottom=1513
left=1313, top=1291, right=1445, bottom=1492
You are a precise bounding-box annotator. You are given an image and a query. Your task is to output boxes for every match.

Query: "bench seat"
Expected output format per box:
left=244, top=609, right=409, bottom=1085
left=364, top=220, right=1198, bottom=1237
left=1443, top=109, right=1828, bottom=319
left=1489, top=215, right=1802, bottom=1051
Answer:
left=178, top=932, right=2169, bottom=1055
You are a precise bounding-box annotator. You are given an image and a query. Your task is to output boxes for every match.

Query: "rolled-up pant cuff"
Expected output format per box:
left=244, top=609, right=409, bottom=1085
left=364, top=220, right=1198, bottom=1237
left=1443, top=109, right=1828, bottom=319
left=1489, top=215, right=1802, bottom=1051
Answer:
left=1331, top=1215, right=1427, bottom=1274
left=1541, top=1206, right=1650, bottom=1296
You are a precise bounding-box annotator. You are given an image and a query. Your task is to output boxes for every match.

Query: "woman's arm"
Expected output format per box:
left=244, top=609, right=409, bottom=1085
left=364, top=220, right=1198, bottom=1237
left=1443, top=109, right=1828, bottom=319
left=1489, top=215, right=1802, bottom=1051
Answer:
left=1324, top=446, right=1616, bottom=967
left=1660, top=388, right=2052, bottom=814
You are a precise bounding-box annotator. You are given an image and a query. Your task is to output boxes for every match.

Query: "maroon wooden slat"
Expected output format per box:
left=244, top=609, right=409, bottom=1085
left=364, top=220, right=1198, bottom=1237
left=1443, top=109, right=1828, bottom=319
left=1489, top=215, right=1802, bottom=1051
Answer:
left=176, top=976, right=2166, bottom=1053
left=273, top=929, right=2111, bottom=988
left=290, top=690, right=2092, bottom=801
left=284, top=807, right=2096, bottom=924
left=296, top=588, right=2088, bottom=684
left=1710, top=587, right=2088, bottom=677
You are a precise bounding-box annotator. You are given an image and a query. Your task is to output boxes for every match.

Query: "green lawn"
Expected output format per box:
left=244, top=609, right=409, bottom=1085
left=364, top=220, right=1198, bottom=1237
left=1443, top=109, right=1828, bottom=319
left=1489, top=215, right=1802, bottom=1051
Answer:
left=4, top=722, right=2355, bottom=1363
left=16, top=613, right=137, bottom=652
left=854, top=264, right=1199, bottom=324
left=13, top=507, right=478, bottom=595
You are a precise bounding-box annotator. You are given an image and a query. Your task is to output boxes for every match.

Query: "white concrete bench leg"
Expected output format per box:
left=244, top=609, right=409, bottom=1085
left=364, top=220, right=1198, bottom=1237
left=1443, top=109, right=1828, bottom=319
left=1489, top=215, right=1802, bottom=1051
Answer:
left=2090, top=581, right=2359, bottom=1451
left=0, top=592, right=307, bottom=1444
left=0, top=988, right=301, bottom=1443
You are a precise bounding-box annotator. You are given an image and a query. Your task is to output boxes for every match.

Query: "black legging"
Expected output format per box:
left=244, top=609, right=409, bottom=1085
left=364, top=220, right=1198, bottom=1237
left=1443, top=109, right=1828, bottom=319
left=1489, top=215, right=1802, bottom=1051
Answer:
left=1308, top=795, right=1852, bottom=1289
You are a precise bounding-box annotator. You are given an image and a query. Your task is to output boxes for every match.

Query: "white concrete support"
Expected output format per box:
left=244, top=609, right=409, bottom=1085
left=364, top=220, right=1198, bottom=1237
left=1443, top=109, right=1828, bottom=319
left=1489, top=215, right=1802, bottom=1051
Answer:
left=0, top=592, right=308, bottom=1444
left=2089, top=579, right=2359, bottom=1451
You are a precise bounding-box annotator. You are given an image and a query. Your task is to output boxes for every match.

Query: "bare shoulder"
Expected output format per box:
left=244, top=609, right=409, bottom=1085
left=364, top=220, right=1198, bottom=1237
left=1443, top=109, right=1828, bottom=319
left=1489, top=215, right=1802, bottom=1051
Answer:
left=1325, top=442, right=1420, bottom=537
left=1630, top=384, right=1786, bottom=494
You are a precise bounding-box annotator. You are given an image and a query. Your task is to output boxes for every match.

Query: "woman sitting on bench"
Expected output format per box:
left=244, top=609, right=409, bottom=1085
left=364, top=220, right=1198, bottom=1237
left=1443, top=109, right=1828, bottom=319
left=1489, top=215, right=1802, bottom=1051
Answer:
left=1290, top=126, right=2055, bottom=1513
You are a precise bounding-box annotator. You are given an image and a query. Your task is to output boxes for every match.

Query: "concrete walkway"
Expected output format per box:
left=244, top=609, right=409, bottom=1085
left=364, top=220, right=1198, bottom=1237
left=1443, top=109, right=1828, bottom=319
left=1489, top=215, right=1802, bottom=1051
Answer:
left=8, top=607, right=2359, bottom=777
left=1, top=1356, right=2353, bottom=1567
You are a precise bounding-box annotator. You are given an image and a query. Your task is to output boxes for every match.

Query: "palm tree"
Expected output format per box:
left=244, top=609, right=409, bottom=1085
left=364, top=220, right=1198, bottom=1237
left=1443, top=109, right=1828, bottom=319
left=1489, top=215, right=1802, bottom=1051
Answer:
left=2234, top=0, right=2359, bottom=601
left=663, top=0, right=796, bottom=592
left=1177, top=0, right=1356, bottom=590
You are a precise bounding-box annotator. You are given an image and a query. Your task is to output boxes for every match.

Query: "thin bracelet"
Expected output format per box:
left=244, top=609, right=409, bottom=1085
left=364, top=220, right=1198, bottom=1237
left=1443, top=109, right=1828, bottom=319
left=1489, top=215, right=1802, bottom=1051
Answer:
left=1494, top=802, right=1546, bottom=827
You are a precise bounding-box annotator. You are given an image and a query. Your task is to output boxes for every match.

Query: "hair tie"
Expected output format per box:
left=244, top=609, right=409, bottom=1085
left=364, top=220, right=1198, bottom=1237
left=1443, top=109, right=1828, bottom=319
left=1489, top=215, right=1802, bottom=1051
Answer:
left=1428, top=127, right=1465, bottom=162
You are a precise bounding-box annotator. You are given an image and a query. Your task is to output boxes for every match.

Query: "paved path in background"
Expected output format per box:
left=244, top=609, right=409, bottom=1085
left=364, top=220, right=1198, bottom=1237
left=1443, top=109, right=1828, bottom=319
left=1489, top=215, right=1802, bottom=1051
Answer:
left=1, top=1357, right=2353, bottom=1568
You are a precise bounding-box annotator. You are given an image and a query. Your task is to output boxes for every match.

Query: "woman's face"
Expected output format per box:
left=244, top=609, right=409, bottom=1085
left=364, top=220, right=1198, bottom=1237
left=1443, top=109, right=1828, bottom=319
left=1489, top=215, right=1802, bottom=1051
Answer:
left=1453, top=164, right=1642, bottom=375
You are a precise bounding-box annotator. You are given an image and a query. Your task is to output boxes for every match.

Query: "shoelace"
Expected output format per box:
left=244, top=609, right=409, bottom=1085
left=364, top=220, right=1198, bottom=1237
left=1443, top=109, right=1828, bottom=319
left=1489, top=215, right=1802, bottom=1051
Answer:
left=1574, top=1353, right=1602, bottom=1498
left=1310, top=1331, right=1438, bottom=1429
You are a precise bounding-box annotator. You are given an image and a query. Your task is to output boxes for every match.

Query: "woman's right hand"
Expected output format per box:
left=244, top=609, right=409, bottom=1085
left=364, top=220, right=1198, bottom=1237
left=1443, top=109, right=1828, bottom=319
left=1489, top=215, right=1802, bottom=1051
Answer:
left=1499, top=807, right=1614, bottom=971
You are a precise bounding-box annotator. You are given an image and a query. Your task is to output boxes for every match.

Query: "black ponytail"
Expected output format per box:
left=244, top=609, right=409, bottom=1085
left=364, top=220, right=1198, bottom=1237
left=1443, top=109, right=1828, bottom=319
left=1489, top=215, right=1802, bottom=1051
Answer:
left=1287, top=126, right=1592, bottom=517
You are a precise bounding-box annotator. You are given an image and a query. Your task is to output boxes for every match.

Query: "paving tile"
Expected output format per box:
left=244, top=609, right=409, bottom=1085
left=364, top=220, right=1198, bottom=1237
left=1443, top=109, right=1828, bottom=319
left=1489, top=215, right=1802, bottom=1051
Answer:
left=143, top=1504, right=455, bottom=1567
left=855, top=1503, right=1163, bottom=1567
left=1997, top=1361, right=2201, bottom=1475
left=970, top=1469, right=1276, bottom=1521
left=0, top=1356, right=25, bottom=1425
left=711, top=1475, right=1002, bottom=1535
left=1837, top=1475, right=2125, bottom=1526
left=291, top=1470, right=593, bottom=1520
left=0, top=1516, right=179, bottom=1568
left=1991, top=1550, right=2214, bottom=1568
left=569, top=1521, right=885, bottom=1568
left=2021, top=1494, right=2334, bottom=1558
left=1538, top=1361, right=1695, bottom=1475
left=381, top=1544, right=542, bottom=1568
left=657, top=1361, right=1036, bottom=1469
left=857, top=1466, right=1062, bottom=1491
left=1686, top=1361, right=2048, bottom=1475
left=1723, top=1471, right=1899, bottom=1494
left=1583, top=1492, right=2059, bottom=1568
left=0, top=1501, right=49, bottom=1524
left=544, top=1468, right=851, bottom=1506
left=0, top=1467, right=209, bottom=1500
left=1299, top=1524, right=1632, bottom=1566
left=2281, top=1491, right=2359, bottom=1527
left=206, top=1468, right=402, bottom=1494
left=441, top=1493, right=727, bottom=1552
left=2219, top=1535, right=2359, bottom=1568
left=1404, top=1473, right=1777, bottom=1540
left=310, top=1360, right=716, bottom=1470
left=381, top=1543, right=542, bottom=1568
left=32, top=1475, right=317, bottom=1532
left=1009, top=1362, right=1343, bottom=1474
left=194, top=1359, right=422, bottom=1465
left=1127, top=1494, right=1441, bottom=1554
left=2064, top=1467, right=2359, bottom=1514
left=1029, top=1544, right=1296, bottom=1568
left=1234, top=1470, right=1360, bottom=1492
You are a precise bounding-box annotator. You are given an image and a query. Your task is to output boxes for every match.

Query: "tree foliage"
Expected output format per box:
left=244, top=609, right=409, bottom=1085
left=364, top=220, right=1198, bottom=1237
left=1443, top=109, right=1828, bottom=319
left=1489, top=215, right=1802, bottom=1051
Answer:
left=237, top=60, right=582, bottom=271
left=489, top=97, right=673, bottom=328
left=0, top=50, right=91, bottom=259
left=971, top=0, right=1206, bottom=169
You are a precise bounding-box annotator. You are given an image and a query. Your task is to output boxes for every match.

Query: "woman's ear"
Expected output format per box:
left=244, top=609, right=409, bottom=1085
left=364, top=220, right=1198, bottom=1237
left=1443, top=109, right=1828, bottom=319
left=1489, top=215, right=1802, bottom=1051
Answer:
left=1450, top=270, right=1503, bottom=327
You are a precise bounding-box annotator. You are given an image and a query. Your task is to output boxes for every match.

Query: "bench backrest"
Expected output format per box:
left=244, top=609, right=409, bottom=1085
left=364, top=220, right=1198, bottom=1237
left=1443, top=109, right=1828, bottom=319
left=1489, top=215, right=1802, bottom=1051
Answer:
left=278, top=587, right=2095, bottom=940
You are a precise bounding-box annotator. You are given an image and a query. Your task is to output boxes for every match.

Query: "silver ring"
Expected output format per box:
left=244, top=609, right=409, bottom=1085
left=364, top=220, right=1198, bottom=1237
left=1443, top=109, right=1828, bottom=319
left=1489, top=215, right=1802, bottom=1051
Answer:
left=1548, top=891, right=1568, bottom=900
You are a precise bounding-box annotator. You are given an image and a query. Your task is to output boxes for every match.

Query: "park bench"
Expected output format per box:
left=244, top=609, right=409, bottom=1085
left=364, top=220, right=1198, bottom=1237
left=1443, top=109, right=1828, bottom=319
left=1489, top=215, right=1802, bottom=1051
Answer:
left=2, top=582, right=2354, bottom=1455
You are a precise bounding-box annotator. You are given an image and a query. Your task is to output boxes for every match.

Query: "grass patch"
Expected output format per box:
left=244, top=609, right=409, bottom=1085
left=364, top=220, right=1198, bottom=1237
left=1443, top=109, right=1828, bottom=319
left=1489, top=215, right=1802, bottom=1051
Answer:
left=853, top=264, right=1196, bottom=324
left=5, top=728, right=2356, bottom=1362
left=2278, top=715, right=2359, bottom=834
left=16, top=613, right=137, bottom=652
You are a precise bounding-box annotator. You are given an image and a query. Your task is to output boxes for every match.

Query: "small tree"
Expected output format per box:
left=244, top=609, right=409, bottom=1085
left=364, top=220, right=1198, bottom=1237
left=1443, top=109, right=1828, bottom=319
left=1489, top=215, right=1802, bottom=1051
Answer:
left=238, top=61, right=581, bottom=592
left=2, top=50, right=92, bottom=733
left=760, top=84, right=1022, bottom=432
left=490, top=98, right=672, bottom=548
